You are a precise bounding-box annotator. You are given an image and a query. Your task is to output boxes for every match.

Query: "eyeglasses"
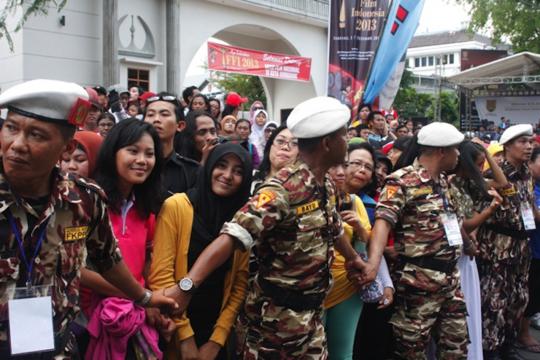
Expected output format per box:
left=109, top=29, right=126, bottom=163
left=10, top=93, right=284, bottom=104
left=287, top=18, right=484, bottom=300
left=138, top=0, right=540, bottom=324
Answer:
left=273, top=137, right=298, bottom=149
left=146, top=95, right=178, bottom=104
left=346, top=160, right=374, bottom=172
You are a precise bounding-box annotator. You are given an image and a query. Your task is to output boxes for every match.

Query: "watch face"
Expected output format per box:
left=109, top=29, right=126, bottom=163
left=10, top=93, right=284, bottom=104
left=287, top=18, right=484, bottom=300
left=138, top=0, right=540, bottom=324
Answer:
left=179, top=278, right=193, bottom=291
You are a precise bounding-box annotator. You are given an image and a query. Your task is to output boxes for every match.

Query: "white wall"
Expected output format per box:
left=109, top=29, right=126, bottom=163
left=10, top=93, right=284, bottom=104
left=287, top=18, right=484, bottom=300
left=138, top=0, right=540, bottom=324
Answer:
left=178, top=0, right=327, bottom=120
left=21, top=0, right=101, bottom=86
left=0, top=1, right=24, bottom=92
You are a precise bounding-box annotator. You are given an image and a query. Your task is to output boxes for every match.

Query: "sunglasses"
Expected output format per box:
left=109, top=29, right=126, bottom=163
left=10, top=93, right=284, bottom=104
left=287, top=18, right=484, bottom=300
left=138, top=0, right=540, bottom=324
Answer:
left=147, top=95, right=178, bottom=104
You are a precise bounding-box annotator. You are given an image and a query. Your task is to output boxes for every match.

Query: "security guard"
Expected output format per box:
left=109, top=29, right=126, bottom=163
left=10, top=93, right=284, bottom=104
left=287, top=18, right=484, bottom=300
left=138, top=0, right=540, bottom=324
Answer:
left=475, top=124, right=535, bottom=359
left=0, top=80, right=175, bottom=359
left=164, top=96, right=367, bottom=359
left=360, top=122, right=468, bottom=359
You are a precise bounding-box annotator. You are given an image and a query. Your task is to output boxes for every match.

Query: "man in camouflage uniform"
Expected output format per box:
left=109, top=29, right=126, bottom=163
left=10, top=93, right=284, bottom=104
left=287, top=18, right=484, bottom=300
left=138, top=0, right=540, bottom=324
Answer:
left=169, top=96, right=367, bottom=359
left=0, top=80, right=175, bottom=359
left=357, top=122, right=468, bottom=359
left=475, top=124, right=535, bottom=359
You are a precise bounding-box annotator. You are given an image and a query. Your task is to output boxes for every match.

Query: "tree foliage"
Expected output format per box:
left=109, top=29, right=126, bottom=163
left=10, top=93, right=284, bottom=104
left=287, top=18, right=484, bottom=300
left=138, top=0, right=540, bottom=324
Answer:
left=455, top=0, right=540, bottom=53
left=212, top=72, right=267, bottom=108
left=393, top=68, right=459, bottom=125
left=0, top=0, right=67, bottom=51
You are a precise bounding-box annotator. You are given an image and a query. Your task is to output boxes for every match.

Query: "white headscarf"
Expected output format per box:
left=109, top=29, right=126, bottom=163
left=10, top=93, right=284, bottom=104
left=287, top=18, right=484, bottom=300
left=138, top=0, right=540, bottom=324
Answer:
left=249, top=109, right=268, bottom=152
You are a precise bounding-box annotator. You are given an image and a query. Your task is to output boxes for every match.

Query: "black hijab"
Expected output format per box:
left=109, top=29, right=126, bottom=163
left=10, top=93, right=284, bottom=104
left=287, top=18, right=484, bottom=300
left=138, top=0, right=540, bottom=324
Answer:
left=187, top=143, right=253, bottom=244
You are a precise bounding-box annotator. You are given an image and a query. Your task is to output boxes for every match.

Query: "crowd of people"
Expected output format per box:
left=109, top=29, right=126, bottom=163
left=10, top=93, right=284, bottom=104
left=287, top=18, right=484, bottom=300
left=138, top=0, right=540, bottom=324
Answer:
left=0, top=78, right=538, bottom=360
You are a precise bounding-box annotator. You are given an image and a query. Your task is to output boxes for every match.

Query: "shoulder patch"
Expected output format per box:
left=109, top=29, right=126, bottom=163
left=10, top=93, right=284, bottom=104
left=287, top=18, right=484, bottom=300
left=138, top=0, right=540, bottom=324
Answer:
left=385, top=185, right=400, bottom=199
left=256, top=190, right=277, bottom=208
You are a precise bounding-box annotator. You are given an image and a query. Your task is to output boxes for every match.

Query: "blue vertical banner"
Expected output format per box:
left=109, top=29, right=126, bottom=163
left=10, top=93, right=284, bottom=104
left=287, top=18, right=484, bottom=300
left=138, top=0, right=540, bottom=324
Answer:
left=363, top=0, right=425, bottom=104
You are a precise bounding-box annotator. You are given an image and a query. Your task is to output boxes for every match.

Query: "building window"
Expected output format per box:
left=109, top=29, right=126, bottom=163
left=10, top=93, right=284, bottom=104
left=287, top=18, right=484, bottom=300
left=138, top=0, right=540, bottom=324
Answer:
left=128, top=68, right=150, bottom=91
left=414, top=58, right=420, bottom=68
left=428, top=56, right=434, bottom=66
left=443, top=54, right=448, bottom=65
left=449, top=53, right=455, bottom=64
left=421, top=57, right=427, bottom=67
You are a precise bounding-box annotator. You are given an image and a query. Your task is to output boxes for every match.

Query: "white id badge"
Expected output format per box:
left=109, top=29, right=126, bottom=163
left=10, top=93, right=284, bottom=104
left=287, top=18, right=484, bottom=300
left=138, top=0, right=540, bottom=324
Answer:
left=441, top=213, right=463, bottom=247
left=8, top=285, right=54, bottom=355
left=521, top=203, right=536, bottom=230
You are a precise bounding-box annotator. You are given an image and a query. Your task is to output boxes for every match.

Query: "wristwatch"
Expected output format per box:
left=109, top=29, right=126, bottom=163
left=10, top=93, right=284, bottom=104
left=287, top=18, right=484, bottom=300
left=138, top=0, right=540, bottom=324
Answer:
left=135, top=289, right=153, bottom=307
left=178, top=277, right=196, bottom=293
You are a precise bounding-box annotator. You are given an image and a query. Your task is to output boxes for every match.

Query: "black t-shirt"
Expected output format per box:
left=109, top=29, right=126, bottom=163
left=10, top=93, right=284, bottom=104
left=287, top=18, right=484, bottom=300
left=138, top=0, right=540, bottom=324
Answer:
left=161, top=153, right=200, bottom=202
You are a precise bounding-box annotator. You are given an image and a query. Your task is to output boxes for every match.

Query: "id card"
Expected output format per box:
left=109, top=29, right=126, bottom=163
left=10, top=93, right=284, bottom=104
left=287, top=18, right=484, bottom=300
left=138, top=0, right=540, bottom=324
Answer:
left=521, top=203, right=536, bottom=230
left=8, top=285, right=54, bottom=355
left=441, top=213, right=463, bottom=247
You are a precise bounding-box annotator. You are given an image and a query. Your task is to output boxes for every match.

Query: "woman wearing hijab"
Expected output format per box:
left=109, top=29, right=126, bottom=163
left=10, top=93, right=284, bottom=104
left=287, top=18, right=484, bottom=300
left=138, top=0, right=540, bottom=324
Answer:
left=248, top=100, right=264, bottom=124
left=249, top=109, right=272, bottom=159
left=60, top=130, right=103, bottom=178
left=149, top=143, right=252, bottom=360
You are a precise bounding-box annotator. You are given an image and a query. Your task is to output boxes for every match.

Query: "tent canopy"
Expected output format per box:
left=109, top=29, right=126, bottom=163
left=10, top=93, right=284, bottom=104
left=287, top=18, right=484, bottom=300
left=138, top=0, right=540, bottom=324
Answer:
left=447, top=51, right=540, bottom=89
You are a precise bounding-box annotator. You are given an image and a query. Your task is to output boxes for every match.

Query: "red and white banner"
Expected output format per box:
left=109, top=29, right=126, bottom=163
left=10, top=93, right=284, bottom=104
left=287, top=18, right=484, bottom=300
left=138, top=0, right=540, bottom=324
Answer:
left=207, top=42, right=311, bottom=82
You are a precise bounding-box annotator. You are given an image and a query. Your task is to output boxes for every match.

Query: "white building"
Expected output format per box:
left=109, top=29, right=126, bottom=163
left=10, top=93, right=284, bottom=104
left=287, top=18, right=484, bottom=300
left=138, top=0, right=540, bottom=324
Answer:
left=0, top=0, right=329, bottom=122
left=406, top=29, right=508, bottom=78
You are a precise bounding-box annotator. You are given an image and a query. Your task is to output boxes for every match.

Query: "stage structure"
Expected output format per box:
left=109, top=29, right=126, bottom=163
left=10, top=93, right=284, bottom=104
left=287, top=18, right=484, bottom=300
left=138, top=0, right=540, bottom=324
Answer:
left=447, top=52, right=540, bottom=130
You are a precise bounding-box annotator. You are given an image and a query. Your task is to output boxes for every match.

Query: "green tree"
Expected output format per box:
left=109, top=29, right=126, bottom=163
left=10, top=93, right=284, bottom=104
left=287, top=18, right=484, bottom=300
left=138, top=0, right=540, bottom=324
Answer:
left=1, top=0, right=67, bottom=51
left=455, top=0, right=540, bottom=53
left=393, top=69, right=433, bottom=118
left=212, top=72, right=267, bottom=108
left=426, top=91, right=460, bottom=126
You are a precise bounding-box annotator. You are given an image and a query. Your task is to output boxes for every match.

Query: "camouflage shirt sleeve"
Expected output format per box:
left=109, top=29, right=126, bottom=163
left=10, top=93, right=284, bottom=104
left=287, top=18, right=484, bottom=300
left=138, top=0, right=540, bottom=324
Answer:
left=221, top=182, right=290, bottom=250
left=375, top=175, right=405, bottom=227
left=84, top=187, right=122, bottom=273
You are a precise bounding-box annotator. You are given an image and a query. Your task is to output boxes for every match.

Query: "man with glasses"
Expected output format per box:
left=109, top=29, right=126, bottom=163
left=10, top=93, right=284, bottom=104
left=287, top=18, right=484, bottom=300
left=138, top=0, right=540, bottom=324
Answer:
left=359, top=122, right=469, bottom=359
left=144, top=92, right=200, bottom=202
left=164, top=97, right=368, bottom=358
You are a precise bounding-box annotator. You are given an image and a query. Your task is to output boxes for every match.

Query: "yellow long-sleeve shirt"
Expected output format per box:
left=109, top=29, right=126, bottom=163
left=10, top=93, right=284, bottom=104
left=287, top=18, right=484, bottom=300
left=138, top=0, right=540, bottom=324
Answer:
left=148, top=193, right=248, bottom=356
left=324, top=195, right=372, bottom=309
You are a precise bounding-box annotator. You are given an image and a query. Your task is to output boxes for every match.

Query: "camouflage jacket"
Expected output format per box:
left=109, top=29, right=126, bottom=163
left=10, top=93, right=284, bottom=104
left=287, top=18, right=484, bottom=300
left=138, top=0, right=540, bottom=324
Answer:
left=376, top=160, right=462, bottom=292
left=475, top=159, right=534, bottom=262
left=221, top=159, right=342, bottom=295
left=0, top=166, right=122, bottom=348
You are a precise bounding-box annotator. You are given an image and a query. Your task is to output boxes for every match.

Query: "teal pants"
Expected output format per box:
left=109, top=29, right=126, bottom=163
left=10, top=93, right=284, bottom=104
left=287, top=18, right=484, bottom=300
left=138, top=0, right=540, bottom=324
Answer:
left=324, top=292, right=364, bottom=360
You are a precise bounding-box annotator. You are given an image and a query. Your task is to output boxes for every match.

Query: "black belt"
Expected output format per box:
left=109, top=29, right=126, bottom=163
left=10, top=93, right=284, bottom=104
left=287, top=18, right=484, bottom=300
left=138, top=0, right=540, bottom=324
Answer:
left=485, top=223, right=528, bottom=239
left=258, top=277, right=325, bottom=312
left=400, top=255, right=457, bottom=274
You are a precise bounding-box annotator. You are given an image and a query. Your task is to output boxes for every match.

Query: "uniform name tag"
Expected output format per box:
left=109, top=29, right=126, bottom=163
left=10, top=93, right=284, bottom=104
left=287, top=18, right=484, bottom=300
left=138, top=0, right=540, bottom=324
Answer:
left=64, top=226, right=89, bottom=242
left=521, top=203, right=536, bottom=230
left=441, top=213, right=463, bottom=247
left=296, top=201, right=319, bottom=215
left=500, top=185, right=517, bottom=197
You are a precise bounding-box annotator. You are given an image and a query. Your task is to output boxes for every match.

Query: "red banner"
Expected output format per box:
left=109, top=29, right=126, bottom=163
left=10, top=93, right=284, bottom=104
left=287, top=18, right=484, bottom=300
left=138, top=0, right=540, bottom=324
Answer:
left=207, top=42, right=311, bottom=82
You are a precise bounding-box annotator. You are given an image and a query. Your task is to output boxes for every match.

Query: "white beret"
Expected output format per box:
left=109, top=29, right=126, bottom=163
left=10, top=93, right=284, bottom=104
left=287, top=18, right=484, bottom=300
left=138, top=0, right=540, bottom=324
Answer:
left=499, top=124, right=533, bottom=145
left=287, top=96, right=350, bottom=139
left=0, top=79, right=91, bottom=127
left=417, top=122, right=464, bottom=147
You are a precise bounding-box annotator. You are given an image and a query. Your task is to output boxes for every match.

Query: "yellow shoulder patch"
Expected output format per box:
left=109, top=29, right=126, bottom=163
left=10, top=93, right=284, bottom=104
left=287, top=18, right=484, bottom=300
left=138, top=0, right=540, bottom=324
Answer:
left=256, top=190, right=276, bottom=208
left=385, top=185, right=399, bottom=199
left=500, top=185, right=517, bottom=197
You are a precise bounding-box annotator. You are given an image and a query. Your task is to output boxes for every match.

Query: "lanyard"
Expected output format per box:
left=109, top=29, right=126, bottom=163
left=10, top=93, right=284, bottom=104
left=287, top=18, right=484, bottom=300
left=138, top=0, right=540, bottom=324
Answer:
left=6, top=210, right=49, bottom=289
left=433, top=182, right=450, bottom=213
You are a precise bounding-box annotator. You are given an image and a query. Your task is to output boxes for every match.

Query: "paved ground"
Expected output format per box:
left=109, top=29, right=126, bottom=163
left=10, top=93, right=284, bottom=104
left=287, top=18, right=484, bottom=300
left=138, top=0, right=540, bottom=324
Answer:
left=517, top=326, right=540, bottom=360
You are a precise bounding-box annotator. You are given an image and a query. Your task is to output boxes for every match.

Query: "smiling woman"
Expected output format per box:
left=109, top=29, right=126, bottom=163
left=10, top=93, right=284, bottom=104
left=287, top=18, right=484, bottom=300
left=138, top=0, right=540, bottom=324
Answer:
left=148, top=143, right=252, bottom=359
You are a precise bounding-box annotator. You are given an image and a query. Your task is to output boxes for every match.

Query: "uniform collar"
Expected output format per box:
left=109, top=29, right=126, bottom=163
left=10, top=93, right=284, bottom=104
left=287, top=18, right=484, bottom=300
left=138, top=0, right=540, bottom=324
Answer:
left=0, top=163, right=83, bottom=218
left=412, top=158, right=433, bottom=183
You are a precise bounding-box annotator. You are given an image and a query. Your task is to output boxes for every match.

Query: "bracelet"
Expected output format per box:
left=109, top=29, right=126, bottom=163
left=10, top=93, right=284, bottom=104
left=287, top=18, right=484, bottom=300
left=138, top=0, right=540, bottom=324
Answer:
left=135, top=289, right=153, bottom=307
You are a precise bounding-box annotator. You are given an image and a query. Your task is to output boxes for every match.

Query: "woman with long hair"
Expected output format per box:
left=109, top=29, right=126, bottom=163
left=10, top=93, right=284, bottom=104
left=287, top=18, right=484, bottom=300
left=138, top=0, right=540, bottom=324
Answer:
left=81, top=119, right=171, bottom=359
left=188, top=94, right=210, bottom=113
left=148, top=143, right=253, bottom=360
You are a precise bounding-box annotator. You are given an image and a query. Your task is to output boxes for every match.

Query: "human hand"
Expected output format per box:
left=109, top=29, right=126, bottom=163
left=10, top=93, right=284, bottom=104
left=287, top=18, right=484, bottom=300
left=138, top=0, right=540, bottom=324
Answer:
left=378, top=287, right=394, bottom=309
left=179, top=337, right=199, bottom=360
left=147, top=290, right=178, bottom=312
left=201, top=141, right=218, bottom=165
left=198, top=341, right=221, bottom=360
left=340, top=210, right=362, bottom=233
left=346, top=255, right=377, bottom=286
left=488, top=188, right=503, bottom=210
left=145, top=308, right=177, bottom=342
left=163, top=285, right=192, bottom=315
